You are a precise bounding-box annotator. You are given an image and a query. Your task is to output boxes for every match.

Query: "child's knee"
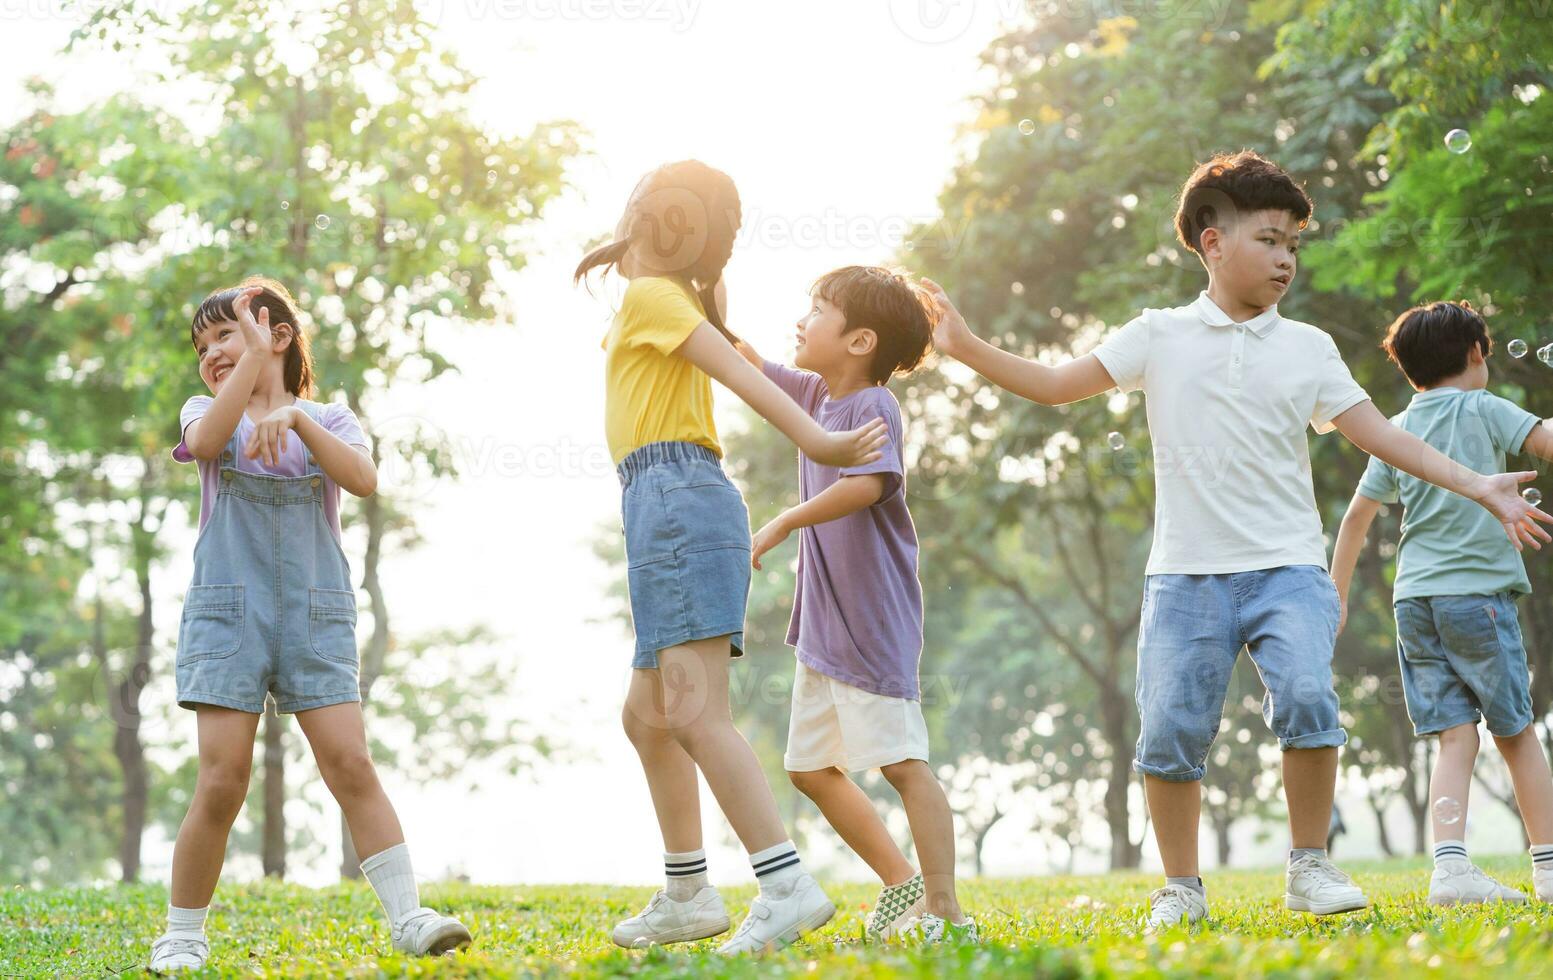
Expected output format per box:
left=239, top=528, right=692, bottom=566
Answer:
left=195, top=765, right=250, bottom=817
left=787, top=767, right=839, bottom=797
left=319, top=748, right=379, bottom=795
left=880, top=759, right=929, bottom=790
left=1439, top=722, right=1481, bottom=752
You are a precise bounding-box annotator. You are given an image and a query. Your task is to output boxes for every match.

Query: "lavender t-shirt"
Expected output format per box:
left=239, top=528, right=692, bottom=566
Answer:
left=172, top=395, right=368, bottom=544
left=763, top=360, right=923, bottom=700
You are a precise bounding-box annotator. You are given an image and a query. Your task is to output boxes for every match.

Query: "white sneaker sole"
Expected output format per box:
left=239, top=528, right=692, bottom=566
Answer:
left=614, top=915, right=732, bottom=949
left=1285, top=893, right=1367, bottom=915
left=1428, top=893, right=1526, bottom=906
left=418, top=921, right=473, bottom=955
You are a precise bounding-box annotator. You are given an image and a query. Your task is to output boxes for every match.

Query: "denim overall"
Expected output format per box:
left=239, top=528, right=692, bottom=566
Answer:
left=175, top=400, right=362, bottom=714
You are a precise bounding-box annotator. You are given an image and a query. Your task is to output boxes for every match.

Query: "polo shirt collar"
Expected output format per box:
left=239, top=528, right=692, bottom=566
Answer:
left=1193, top=291, right=1281, bottom=338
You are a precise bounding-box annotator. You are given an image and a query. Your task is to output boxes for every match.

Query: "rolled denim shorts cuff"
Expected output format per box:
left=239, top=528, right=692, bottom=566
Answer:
left=1484, top=711, right=1534, bottom=739
left=1412, top=711, right=1482, bottom=738
left=1279, top=728, right=1347, bottom=751
left=1133, top=759, right=1205, bottom=782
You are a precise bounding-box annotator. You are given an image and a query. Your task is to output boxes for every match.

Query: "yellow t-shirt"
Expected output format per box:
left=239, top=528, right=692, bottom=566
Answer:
left=603, top=276, right=721, bottom=464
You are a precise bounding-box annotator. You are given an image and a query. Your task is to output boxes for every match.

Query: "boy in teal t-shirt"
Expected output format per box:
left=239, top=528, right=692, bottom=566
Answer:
left=1332, top=301, right=1553, bottom=904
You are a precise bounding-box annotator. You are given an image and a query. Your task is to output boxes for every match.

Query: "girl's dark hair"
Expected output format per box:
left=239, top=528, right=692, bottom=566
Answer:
left=573, top=160, right=742, bottom=342
left=1381, top=300, right=1492, bottom=389
left=191, top=276, right=315, bottom=398
left=813, top=265, right=939, bottom=386
left=1175, top=150, right=1313, bottom=254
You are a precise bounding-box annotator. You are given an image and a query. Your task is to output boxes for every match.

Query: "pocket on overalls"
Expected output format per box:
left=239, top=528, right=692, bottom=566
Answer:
left=308, top=588, right=359, bottom=665
left=178, top=585, right=245, bottom=663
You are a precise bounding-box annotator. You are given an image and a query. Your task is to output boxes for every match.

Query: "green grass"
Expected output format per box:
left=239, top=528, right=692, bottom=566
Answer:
left=3, top=856, right=1550, bottom=977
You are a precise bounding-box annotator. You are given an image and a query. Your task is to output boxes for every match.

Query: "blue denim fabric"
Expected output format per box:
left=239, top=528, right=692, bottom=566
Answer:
left=1394, top=593, right=1532, bottom=737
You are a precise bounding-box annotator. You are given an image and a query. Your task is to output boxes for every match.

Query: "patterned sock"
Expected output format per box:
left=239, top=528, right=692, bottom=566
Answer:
left=1165, top=875, right=1205, bottom=897
left=165, top=904, right=208, bottom=938
left=1529, top=844, right=1553, bottom=871
left=664, top=848, right=709, bottom=901
left=1433, top=840, right=1468, bottom=867
left=750, top=840, right=803, bottom=897
left=1289, top=847, right=1327, bottom=864
left=866, top=872, right=924, bottom=935
left=360, top=842, right=420, bottom=924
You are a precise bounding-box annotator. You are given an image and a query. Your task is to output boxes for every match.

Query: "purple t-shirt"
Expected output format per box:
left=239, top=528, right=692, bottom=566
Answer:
left=763, top=360, right=923, bottom=700
left=172, top=395, right=368, bottom=544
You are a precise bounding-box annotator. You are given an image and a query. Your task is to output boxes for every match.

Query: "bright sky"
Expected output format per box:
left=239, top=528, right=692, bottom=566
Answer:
left=7, top=0, right=1510, bottom=888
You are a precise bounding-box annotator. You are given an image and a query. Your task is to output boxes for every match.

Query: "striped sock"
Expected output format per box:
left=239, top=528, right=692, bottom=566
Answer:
left=1530, top=844, right=1553, bottom=872
left=1434, top=840, right=1469, bottom=867
left=750, top=840, right=803, bottom=897
left=664, top=848, right=709, bottom=901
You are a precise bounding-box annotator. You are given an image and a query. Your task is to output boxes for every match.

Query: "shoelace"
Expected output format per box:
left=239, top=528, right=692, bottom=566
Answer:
left=1147, top=886, right=1191, bottom=922
left=153, top=936, right=207, bottom=958
left=1292, top=856, right=1352, bottom=887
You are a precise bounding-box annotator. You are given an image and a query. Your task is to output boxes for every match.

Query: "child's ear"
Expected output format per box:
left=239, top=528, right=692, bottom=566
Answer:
left=271, top=322, right=295, bottom=352
left=848, top=328, right=877, bottom=357
left=1199, top=225, right=1223, bottom=262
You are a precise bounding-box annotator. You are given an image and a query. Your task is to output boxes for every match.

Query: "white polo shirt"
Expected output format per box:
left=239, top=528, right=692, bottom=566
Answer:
left=1093, top=292, right=1370, bottom=575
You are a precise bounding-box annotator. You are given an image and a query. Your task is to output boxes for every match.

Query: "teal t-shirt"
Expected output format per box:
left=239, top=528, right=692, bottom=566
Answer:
left=1357, top=387, right=1540, bottom=600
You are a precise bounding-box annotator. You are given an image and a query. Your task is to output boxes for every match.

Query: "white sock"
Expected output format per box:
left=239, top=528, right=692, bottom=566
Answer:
left=1434, top=840, right=1468, bottom=867
left=360, top=842, right=420, bottom=924
left=165, top=904, right=208, bottom=937
left=664, top=848, right=709, bottom=901
left=1529, top=844, right=1553, bottom=871
left=750, top=840, right=803, bottom=897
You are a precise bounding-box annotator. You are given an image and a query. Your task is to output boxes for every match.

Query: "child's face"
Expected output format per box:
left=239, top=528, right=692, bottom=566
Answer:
left=193, top=319, right=245, bottom=395
left=1204, top=208, right=1301, bottom=310
left=794, top=291, right=869, bottom=375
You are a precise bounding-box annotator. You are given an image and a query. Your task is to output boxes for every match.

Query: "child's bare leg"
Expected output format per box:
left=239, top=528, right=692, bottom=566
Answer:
left=881, top=759, right=962, bottom=921
left=1283, top=747, right=1339, bottom=848
left=169, top=707, right=261, bottom=908
left=655, top=637, right=787, bottom=851
left=1144, top=776, right=1201, bottom=877
left=1430, top=724, right=1479, bottom=842
left=624, top=667, right=704, bottom=853
left=788, top=767, right=914, bottom=885
left=294, top=702, right=404, bottom=857
left=1492, top=723, right=1553, bottom=843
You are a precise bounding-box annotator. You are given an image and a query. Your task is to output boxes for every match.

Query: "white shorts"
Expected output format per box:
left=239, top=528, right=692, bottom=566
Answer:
left=783, top=660, right=929, bottom=773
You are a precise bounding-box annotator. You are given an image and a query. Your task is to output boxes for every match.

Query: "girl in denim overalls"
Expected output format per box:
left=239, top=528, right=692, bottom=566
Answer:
left=148, top=278, right=470, bottom=972
left=574, top=162, right=887, bottom=954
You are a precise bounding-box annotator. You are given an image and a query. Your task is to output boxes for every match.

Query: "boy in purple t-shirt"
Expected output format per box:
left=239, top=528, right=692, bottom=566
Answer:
left=735, top=266, right=975, bottom=944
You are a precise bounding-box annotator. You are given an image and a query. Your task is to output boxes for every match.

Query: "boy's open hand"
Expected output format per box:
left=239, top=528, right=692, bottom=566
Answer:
left=1474, top=471, right=1553, bottom=551
left=233, top=286, right=273, bottom=359
left=808, top=418, right=888, bottom=468
left=920, top=277, right=971, bottom=358
left=750, top=515, right=792, bottom=571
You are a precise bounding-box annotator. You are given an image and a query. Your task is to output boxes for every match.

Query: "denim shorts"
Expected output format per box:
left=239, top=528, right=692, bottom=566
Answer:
left=618, top=442, right=751, bottom=668
left=1394, top=593, right=1532, bottom=737
left=1133, top=564, right=1346, bottom=782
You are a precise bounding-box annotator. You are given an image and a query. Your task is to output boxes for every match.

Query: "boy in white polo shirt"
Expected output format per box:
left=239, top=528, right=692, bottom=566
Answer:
left=925, top=150, right=1550, bottom=930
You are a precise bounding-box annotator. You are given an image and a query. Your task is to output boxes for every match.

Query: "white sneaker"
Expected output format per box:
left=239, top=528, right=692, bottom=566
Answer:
left=611, top=887, right=730, bottom=948
left=391, top=907, right=472, bottom=955
left=1285, top=854, right=1368, bottom=915
left=1534, top=867, right=1553, bottom=902
left=899, top=914, right=980, bottom=944
left=148, top=933, right=209, bottom=973
left=717, top=873, right=835, bottom=955
left=1144, top=884, right=1207, bottom=932
left=1428, top=859, right=1527, bottom=905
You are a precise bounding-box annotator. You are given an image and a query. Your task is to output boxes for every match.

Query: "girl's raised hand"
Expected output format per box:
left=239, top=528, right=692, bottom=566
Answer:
left=920, top=277, right=971, bottom=358
left=809, top=417, right=889, bottom=468
left=233, top=286, right=273, bottom=358
left=244, top=405, right=302, bottom=468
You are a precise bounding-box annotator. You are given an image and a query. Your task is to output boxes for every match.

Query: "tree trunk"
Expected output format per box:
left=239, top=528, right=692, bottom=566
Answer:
left=1367, top=788, right=1395, bottom=858
left=1099, top=688, right=1141, bottom=869
left=1212, top=812, right=1233, bottom=868
left=262, top=703, right=286, bottom=878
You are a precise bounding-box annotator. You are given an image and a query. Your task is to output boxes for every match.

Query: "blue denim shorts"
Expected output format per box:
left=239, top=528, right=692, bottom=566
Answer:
left=618, top=442, right=751, bottom=668
left=1394, top=593, right=1532, bottom=737
left=1133, top=564, right=1346, bottom=782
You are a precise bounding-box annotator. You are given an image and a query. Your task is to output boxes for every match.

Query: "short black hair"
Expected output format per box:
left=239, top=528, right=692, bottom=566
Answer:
left=1381, top=301, right=1492, bottom=389
left=811, top=266, right=938, bottom=385
left=1175, top=150, right=1313, bottom=254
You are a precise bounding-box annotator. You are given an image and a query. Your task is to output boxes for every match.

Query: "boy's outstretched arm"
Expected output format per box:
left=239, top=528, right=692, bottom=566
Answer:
left=921, top=278, right=1116, bottom=406
left=1329, top=490, right=1384, bottom=635
left=750, top=474, right=886, bottom=570
left=1333, top=401, right=1553, bottom=551
left=1521, top=418, right=1553, bottom=461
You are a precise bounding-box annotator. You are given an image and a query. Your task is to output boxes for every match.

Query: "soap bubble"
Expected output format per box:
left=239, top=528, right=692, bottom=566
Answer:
left=1507, top=339, right=1528, bottom=358
left=1539, top=344, right=1553, bottom=366
left=1433, top=796, right=1463, bottom=825
left=314, top=214, right=331, bottom=230
left=1107, top=431, right=1125, bottom=451
left=1444, top=129, right=1472, bottom=154
left=1526, top=488, right=1543, bottom=507
left=1017, top=118, right=1036, bottom=136
left=486, top=169, right=498, bottom=184
left=279, top=200, right=290, bottom=211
